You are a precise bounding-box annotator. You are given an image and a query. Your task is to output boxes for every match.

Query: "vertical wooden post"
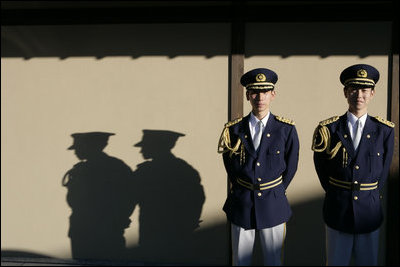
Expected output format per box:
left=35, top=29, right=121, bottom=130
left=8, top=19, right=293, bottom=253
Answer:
left=228, top=6, right=244, bottom=121
left=386, top=18, right=399, bottom=266
left=229, top=53, right=244, bottom=120
left=227, top=2, right=245, bottom=265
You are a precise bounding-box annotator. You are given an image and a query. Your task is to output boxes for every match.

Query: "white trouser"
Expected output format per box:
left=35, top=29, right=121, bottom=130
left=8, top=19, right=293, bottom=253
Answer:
left=231, top=222, right=286, bottom=266
left=325, top=225, right=380, bottom=266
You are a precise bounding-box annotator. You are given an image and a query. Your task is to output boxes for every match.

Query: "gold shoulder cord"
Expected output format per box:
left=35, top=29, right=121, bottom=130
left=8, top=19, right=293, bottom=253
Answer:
left=275, top=115, right=295, bottom=125
left=374, top=116, right=395, bottom=128
left=342, top=146, right=348, bottom=168
left=311, top=116, right=342, bottom=160
left=217, top=118, right=245, bottom=165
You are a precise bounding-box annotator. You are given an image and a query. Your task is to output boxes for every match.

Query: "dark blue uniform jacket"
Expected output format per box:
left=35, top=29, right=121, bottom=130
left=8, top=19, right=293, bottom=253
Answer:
left=220, top=113, right=299, bottom=230
left=312, top=114, right=394, bottom=234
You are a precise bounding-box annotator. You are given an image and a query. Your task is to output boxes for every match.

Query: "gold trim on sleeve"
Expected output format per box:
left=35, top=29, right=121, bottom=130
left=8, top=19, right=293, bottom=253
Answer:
left=217, top=117, right=246, bottom=165
left=311, top=125, right=342, bottom=159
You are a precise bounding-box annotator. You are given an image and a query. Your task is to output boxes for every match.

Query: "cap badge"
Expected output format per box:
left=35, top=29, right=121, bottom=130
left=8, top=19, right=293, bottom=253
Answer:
left=256, top=73, right=266, bottom=82
left=357, top=69, right=368, bottom=78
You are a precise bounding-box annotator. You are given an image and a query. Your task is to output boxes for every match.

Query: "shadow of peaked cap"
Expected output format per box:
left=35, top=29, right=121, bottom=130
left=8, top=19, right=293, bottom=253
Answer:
left=134, top=130, right=185, bottom=148
left=240, top=68, right=278, bottom=91
left=68, top=132, right=115, bottom=150
left=340, top=64, right=380, bottom=88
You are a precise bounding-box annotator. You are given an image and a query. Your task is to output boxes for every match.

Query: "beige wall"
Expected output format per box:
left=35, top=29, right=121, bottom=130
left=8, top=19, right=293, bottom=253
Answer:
left=1, top=24, right=230, bottom=265
left=1, top=22, right=391, bottom=265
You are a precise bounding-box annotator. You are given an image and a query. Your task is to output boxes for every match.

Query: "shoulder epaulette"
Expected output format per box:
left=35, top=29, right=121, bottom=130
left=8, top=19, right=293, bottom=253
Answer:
left=275, top=115, right=295, bottom=125
left=224, top=117, right=243, bottom=127
left=374, top=116, right=395, bottom=128
left=319, top=116, right=340, bottom=126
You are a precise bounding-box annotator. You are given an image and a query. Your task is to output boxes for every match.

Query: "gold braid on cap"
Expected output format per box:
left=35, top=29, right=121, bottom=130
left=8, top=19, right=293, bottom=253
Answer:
left=311, top=116, right=342, bottom=159
left=218, top=118, right=245, bottom=165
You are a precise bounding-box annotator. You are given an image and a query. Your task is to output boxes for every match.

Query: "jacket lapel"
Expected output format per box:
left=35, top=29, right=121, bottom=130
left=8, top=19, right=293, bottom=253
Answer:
left=257, top=113, right=274, bottom=155
left=357, top=115, right=376, bottom=153
left=237, top=114, right=257, bottom=158
left=336, top=114, right=356, bottom=159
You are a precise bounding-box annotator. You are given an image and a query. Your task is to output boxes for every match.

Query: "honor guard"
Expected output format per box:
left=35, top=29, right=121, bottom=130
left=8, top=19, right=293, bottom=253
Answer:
left=312, top=64, right=395, bottom=265
left=218, top=68, right=300, bottom=266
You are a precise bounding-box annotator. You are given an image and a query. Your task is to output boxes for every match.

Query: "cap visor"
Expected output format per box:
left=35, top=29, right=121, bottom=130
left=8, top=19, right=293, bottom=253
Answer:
left=134, top=141, right=143, bottom=147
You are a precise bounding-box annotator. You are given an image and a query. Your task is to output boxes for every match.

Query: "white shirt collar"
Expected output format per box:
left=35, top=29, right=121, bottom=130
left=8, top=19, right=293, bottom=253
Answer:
left=250, top=111, right=270, bottom=128
left=346, top=111, right=367, bottom=127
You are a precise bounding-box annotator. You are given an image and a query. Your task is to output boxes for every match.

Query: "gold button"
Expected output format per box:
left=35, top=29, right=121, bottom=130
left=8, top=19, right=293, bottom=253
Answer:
left=276, top=150, right=280, bottom=154
left=367, top=134, right=371, bottom=138
left=257, top=178, right=262, bottom=182
left=344, top=134, right=348, bottom=138
left=377, top=152, right=380, bottom=156
left=380, top=195, right=383, bottom=199
left=355, top=165, right=359, bottom=170
left=244, top=135, right=248, bottom=138
left=258, top=192, right=262, bottom=197
left=266, top=133, right=271, bottom=137
left=354, top=181, right=358, bottom=184
left=257, top=162, right=260, bottom=166
left=230, top=190, right=233, bottom=194
left=354, top=196, right=358, bottom=200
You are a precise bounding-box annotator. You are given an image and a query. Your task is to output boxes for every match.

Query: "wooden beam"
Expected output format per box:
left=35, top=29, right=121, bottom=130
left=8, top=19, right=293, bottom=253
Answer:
left=229, top=13, right=244, bottom=121
left=227, top=3, right=245, bottom=264
left=229, top=53, right=244, bottom=121
left=386, top=17, right=399, bottom=265
left=1, top=1, right=395, bottom=25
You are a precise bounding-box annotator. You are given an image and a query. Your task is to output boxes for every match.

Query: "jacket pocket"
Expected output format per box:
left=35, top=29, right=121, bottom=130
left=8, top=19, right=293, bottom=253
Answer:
left=266, top=147, right=283, bottom=169
left=369, top=150, right=383, bottom=176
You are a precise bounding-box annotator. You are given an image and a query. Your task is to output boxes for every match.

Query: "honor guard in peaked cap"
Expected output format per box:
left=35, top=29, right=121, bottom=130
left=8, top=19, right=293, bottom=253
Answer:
left=340, top=64, right=380, bottom=88
left=218, top=67, right=299, bottom=265
left=240, top=68, right=278, bottom=90
left=311, top=63, right=394, bottom=266
left=68, top=132, right=115, bottom=150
